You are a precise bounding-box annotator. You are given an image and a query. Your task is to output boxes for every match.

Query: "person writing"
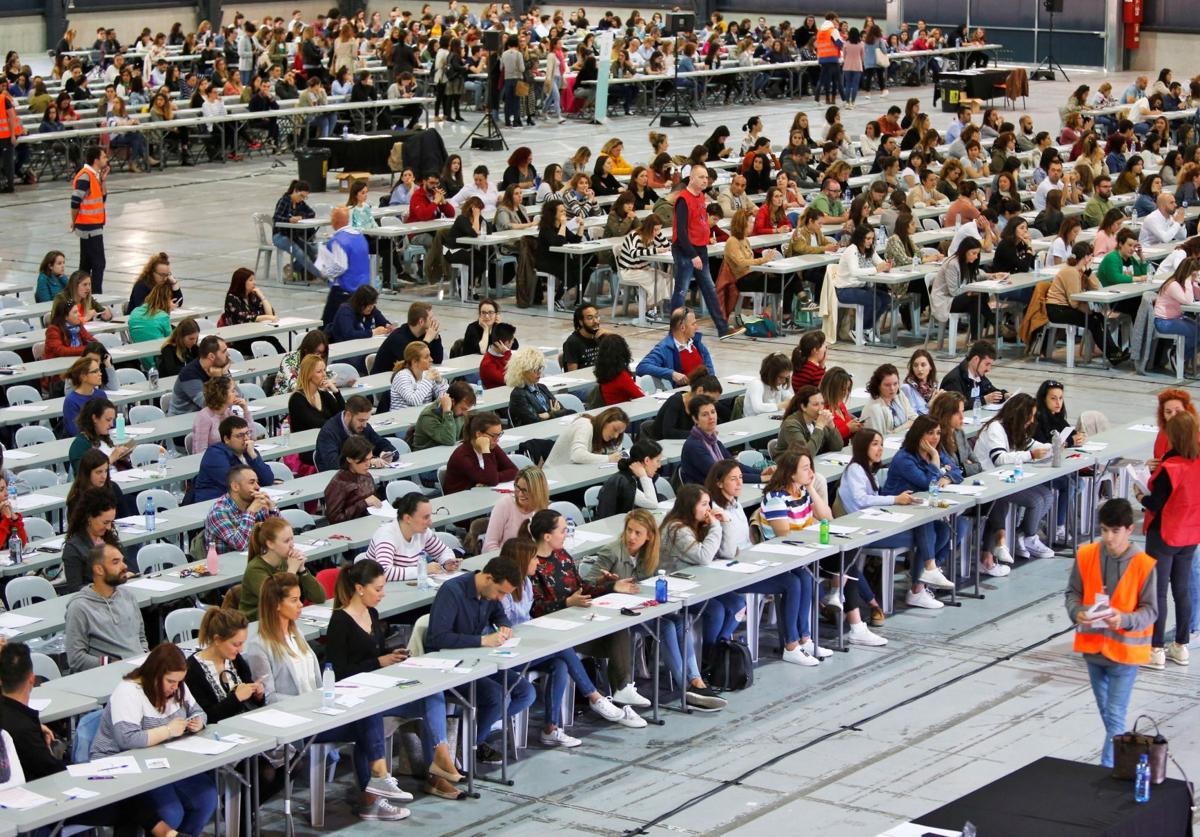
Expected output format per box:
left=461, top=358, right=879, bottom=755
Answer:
left=184, top=607, right=266, bottom=722
left=363, top=493, right=460, bottom=581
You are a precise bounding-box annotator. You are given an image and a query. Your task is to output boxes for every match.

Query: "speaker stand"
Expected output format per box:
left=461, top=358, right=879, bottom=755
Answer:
left=462, top=109, right=507, bottom=151
left=650, top=46, right=698, bottom=128
left=1031, top=10, right=1069, bottom=82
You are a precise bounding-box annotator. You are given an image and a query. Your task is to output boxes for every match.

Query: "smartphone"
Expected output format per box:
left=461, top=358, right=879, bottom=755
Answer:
left=669, top=571, right=694, bottom=580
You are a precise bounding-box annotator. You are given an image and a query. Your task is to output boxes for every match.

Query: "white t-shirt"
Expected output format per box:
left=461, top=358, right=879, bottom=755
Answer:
left=0, top=731, right=25, bottom=791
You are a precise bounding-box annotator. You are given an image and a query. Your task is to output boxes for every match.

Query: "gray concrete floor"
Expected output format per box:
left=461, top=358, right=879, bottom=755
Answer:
left=4, top=64, right=1199, bottom=836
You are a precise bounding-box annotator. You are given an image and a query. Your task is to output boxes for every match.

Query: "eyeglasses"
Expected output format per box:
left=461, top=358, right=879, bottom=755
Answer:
left=484, top=430, right=503, bottom=441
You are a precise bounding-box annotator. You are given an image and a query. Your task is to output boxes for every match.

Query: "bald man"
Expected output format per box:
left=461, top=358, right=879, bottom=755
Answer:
left=319, top=205, right=373, bottom=328
left=1139, top=192, right=1187, bottom=249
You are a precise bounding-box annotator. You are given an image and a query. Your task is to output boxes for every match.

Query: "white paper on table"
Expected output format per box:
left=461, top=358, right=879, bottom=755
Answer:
left=11, top=494, right=60, bottom=511
left=165, top=736, right=239, bottom=755
left=261, top=487, right=296, bottom=500
left=939, top=483, right=986, bottom=496
left=859, top=509, right=913, bottom=523
left=397, top=656, right=462, bottom=670
left=639, top=576, right=699, bottom=593
left=335, top=694, right=364, bottom=708
left=123, top=654, right=148, bottom=666
left=271, top=317, right=312, bottom=328
left=1075, top=442, right=1108, bottom=452
left=105, top=388, right=137, bottom=396
left=566, top=530, right=611, bottom=546
left=300, top=605, right=332, bottom=623
left=724, top=374, right=756, bottom=384
left=1129, top=423, right=1158, bottom=433
left=255, top=443, right=280, bottom=452
left=708, top=560, right=765, bottom=574
left=826, top=524, right=859, bottom=534
left=367, top=503, right=397, bottom=518
left=0, top=787, right=54, bottom=809
left=652, top=391, right=673, bottom=400
left=1125, top=463, right=1152, bottom=495
left=66, top=756, right=141, bottom=777
left=146, top=757, right=170, bottom=770
left=110, top=469, right=157, bottom=484
left=491, top=481, right=515, bottom=492
left=879, top=823, right=961, bottom=837
left=63, top=787, right=100, bottom=800
left=591, top=592, right=653, bottom=609
left=124, top=426, right=156, bottom=437
left=29, top=697, right=51, bottom=712
left=246, top=708, right=309, bottom=728
left=6, top=404, right=48, bottom=413
left=0, top=449, right=33, bottom=460
left=850, top=388, right=870, bottom=400
left=753, top=542, right=817, bottom=557
left=124, top=577, right=182, bottom=592
left=341, top=672, right=403, bottom=689
left=541, top=375, right=587, bottom=388
left=218, top=733, right=255, bottom=744
left=498, top=637, right=521, bottom=648
left=0, top=612, right=41, bottom=628
left=525, top=615, right=580, bottom=631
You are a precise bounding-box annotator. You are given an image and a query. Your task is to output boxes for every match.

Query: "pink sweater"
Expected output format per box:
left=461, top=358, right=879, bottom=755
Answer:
left=1154, top=279, right=1197, bottom=319
left=482, top=494, right=534, bottom=552
left=841, top=43, right=865, bottom=72
left=1092, top=229, right=1119, bottom=262
left=191, top=407, right=231, bottom=455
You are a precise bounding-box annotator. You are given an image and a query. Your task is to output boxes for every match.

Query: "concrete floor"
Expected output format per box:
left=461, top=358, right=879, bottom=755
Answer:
left=4, top=63, right=1199, bottom=835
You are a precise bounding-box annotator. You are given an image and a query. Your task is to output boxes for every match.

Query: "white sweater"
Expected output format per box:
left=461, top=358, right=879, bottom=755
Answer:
left=836, top=244, right=884, bottom=289
left=744, top=378, right=793, bottom=417
left=545, top=416, right=611, bottom=466
left=972, top=420, right=1033, bottom=468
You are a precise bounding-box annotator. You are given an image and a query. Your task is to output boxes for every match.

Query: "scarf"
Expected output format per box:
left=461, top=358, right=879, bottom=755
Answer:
left=904, top=374, right=935, bottom=406
left=689, top=424, right=724, bottom=463
left=65, top=322, right=83, bottom=346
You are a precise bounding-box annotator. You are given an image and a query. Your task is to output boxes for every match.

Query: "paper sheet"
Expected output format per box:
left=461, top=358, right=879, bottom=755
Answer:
left=724, top=374, right=756, bottom=384
left=753, top=542, right=817, bottom=557
left=272, top=317, right=312, bottom=328
left=11, top=494, right=60, bottom=511
left=1129, top=424, right=1158, bottom=433
left=708, top=561, right=765, bottom=573
left=639, top=577, right=699, bottom=593
left=66, top=756, right=141, bottom=777
left=939, top=483, right=986, bottom=496
left=0, top=612, right=41, bottom=628
left=827, top=524, right=859, bottom=534
left=1075, top=442, right=1108, bottom=452
left=858, top=509, right=913, bottom=523
left=125, top=578, right=182, bottom=592
left=367, top=504, right=397, bottom=518
left=300, top=605, right=333, bottom=623
left=591, top=592, right=654, bottom=609
left=566, top=530, right=612, bottom=546
left=525, top=615, right=580, bottom=631
left=261, top=487, right=296, bottom=500
left=245, top=708, right=309, bottom=728
left=1, top=449, right=33, bottom=460
left=342, top=672, right=403, bottom=689
left=6, top=404, right=48, bottom=413
left=397, top=657, right=462, bottom=670
left=124, top=426, right=156, bottom=437
left=0, top=787, right=54, bottom=809
left=165, top=737, right=239, bottom=755
left=1125, top=463, right=1152, bottom=495
left=29, top=697, right=50, bottom=712
left=63, top=787, right=99, bottom=800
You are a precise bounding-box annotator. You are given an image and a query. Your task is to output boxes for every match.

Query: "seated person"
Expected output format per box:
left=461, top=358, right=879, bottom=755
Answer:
left=362, top=492, right=461, bottom=580
left=64, top=543, right=148, bottom=672
left=288, top=353, right=346, bottom=467
left=204, top=464, right=279, bottom=554
left=412, top=381, right=476, bottom=450
left=680, top=395, right=774, bottom=485
left=484, top=466, right=550, bottom=552
left=192, top=376, right=248, bottom=456
left=389, top=340, right=447, bottom=410
left=239, top=516, right=325, bottom=620
left=596, top=440, right=663, bottom=518
left=1, top=642, right=67, bottom=779
left=860, top=363, right=915, bottom=434
left=778, top=385, right=844, bottom=454
left=442, top=412, right=517, bottom=493
left=635, top=308, right=715, bottom=388
left=168, top=335, right=231, bottom=416
left=545, top=409, right=629, bottom=467
left=324, top=436, right=385, bottom=524
left=506, top=347, right=573, bottom=426
left=184, top=607, right=267, bottom=725
left=315, top=395, right=392, bottom=472
left=192, top=416, right=275, bottom=503
left=479, top=322, right=517, bottom=389
left=652, top=370, right=722, bottom=440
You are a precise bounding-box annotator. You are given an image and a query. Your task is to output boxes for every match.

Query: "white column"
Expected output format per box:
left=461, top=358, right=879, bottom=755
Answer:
left=886, top=0, right=905, bottom=35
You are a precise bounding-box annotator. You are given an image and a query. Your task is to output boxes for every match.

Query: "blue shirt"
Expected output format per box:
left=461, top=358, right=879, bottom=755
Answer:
left=425, top=571, right=510, bottom=651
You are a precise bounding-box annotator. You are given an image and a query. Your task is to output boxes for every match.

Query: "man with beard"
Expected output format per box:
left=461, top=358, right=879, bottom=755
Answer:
left=562, top=303, right=606, bottom=371
left=64, top=541, right=148, bottom=672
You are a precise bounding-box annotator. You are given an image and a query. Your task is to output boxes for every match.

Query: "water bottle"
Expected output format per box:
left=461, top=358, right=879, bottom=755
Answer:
left=972, top=397, right=982, bottom=423
left=7, top=484, right=16, bottom=509
left=1134, top=754, right=1151, bottom=803
left=281, top=418, right=291, bottom=445
left=416, top=557, right=431, bottom=590
left=928, top=477, right=940, bottom=497
left=205, top=540, right=220, bottom=575
left=1052, top=430, right=1064, bottom=467
left=565, top=516, right=577, bottom=541
left=654, top=570, right=668, bottom=603
left=114, top=413, right=127, bottom=443
left=157, top=447, right=167, bottom=476
left=1013, top=462, right=1024, bottom=480
left=341, top=124, right=348, bottom=139
left=147, top=366, right=159, bottom=389
left=143, top=497, right=156, bottom=532
left=321, top=663, right=336, bottom=709
left=8, top=533, right=21, bottom=565
left=819, top=519, right=830, bottom=545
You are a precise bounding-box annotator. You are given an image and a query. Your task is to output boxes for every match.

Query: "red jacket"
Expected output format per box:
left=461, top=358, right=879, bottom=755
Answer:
left=44, top=322, right=94, bottom=359
left=442, top=440, right=517, bottom=493
left=480, top=349, right=510, bottom=389
left=408, top=187, right=456, bottom=223
left=600, top=370, right=645, bottom=405
left=752, top=203, right=791, bottom=236
left=0, top=514, right=27, bottom=548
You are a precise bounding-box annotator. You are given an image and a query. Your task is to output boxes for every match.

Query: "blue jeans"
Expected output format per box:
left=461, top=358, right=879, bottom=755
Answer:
left=1086, top=658, right=1139, bottom=767
left=475, top=671, right=536, bottom=738
left=1191, top=547, right=1200, bottom=634
left=533, top=649, right=596, bottom=725
left=1155, top=316, right=1199, bottom=361
left=543, top=79, right=562, bottom=118
left=502, top=79, right=519, bottom=125
left=272, top=232, right=321, bottom=278
left=841, top=70, right=862, bottom=103
left=240, top=69, right=252, bottom=85
left=642, top=614, right=700, bottom=684
left=315, top=714, right=387, bottom=789
left=671, top=245, right=728, bottom=335
left=737, top=571, right=806, bottom=646
left=308, top=112, right=337, bottom=138
left=701, top=592, right=745, bottom=648
left=389, top=694, right=449, bottom=767
left=143, top=772, right=218, bottom=835
left=837, top=286, right=890, bottom=329
left=110, top=132, right=147, bottom=161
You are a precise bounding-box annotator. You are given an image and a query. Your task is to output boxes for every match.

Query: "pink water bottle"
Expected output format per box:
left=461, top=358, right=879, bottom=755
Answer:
left=206, top=541, right=219, bottom=575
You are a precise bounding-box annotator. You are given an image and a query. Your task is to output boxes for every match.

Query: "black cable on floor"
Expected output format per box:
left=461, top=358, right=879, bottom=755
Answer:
left=622, top=621, right=1078, bottom=836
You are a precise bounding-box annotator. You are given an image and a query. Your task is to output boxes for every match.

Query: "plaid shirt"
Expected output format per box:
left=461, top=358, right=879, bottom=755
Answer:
left=205, top=494, right=278, bottom=554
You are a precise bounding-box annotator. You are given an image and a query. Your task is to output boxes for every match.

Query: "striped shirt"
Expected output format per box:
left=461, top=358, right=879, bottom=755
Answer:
left=362, top=520, right=450, bottom=581
left=389, top=368, right=447, bottom=411
left=91, top=679, right=203, bottom=758
left=758, top=488, right=815, bottom=533
left=617, top=230, right=671, bottom=271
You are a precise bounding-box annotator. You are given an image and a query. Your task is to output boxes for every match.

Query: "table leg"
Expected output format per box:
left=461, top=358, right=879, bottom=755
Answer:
left=835, top=548, right=847, bottom=651
left=678, top=604, right=689, bottom=714
left=944, top=509, right=964, bottom=606
left=380, top=235, right=394, bottom=292
left=650, top=616, right=663, bottom=726
left=282, top=742, right=295, bottom=837
left=972, top=504, right=985, bottom=600
left=251, top=753, right=261, bottom=837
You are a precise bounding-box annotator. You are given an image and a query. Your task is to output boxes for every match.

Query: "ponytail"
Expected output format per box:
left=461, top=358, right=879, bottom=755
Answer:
left=1067, top=240, right=1093, bottom=266
left=334, top=558, right=385, bottom=609
left=198, top=606, right=248, bottom=647
left=248, top=517, right=290, bottom=563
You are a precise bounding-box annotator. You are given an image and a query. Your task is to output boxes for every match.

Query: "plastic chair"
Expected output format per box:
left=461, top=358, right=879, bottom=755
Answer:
left=583, top=485, right=601, bottom=520
left=508, top=453, right=534, bottom=470
left=1038, top=321, right=1092, bottom=370
left=31, top=652, right=60, bottom=682
left=923, top=273, right=968, bottom=359
left=251, top=340, right=279, bottom=359
left=7, top=385, right=40, bottom=406
left=269, top=461, right=294, bottom=483
left=131, top=444, right=164, bottom=468
left=6, top=576, right=56, bottom=609
left=328, top=363, right=359, bottom=386
left=23, top=518, right=57, bottom=542
left=550, top=500, right=586, bottom=526
left=737, top=450, right=765, bottom=471
left=0, top=350, right=22, bottom=367
left=164, top=607, right=207, bottom=644
left=253, top=212, right=283, bottom=283
left=14, top=426, right=54, bottom=448
left=1, top=319, right=31, bottom=335
left=315, top=568, right=340, bottom=599
left=437, top=531, right=464, bottom=554
left=536, top=271, right=558, bottom=314
left=655, top=476, right=675, bottom=501
left=239, top=382, right=267, bottom=401
left=92, top=332, right=123, bottom=349
left=136, top=543, right=186, bottom=575
left=116, top=367, right=146, bottom=387
left=17, top=468, right=57, bottom=490
left=129, top=405, right=165, bottom=425
left=386, top=480, right=427, bottom=504
left=135, top=489, right=178, bottom=513
left=280, top=508, right=316, bottom=532
left=227, top=347, right=246, bottom=365
left=557, top=392, right=585, bottom=413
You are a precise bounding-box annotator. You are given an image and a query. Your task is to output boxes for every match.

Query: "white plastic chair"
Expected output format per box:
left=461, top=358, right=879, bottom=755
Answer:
left=31, top=652, right=60, bottom=682
left=280, top=508, right=315, bottom=532
left=253, top=212, right=283, bottom=283
left=269, top=461, right=294, bottom=483
left=583, top=485, right=601, bottom=520
left=14, top=426, right=54, bottom=448
left=164, top=607, right=207, bottom=644
left=550, top=500, right=586, bottom=527
left=92, top=332, right=124, bottom=349
left=251, top=340, right=279, bottom=359
left=239, top=382, right=267, bottom=401
left=328, top=363, right=359, bottom=386
left=386, top=480, right=427, bottom=504
left=23, top=518, right=57, bottom=542
left=6, top=576, right=56, bottom=609
left=7, top=385, right=40, bottom=406
left=136, top=543, right=186, bottom=574
left=129, top=405, right=165, bottom=425
left=116, top=367, right=146, bottom=387
left=557, top=392, right=585, bottom=412
left=16, top=468, right=57, bottom=490
left=135, top=489, right=178, bottom=513
left=131, top=444, right=164, bottom=468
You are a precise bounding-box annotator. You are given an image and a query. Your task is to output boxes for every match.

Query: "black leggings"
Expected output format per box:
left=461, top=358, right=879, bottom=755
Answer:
left=1045, top=303, right=1111, bottom=354
left=1147, top=526, right=1194, bottom=647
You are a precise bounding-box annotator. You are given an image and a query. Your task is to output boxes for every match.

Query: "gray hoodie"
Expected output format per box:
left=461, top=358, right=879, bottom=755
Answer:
left=1065, top=542, right=1157, bottom=666
left=64, top=585, right=148, bottom=673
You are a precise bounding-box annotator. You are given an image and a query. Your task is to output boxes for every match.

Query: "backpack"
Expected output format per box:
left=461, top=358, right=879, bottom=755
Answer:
left=705, top=639, right=754, bottom=691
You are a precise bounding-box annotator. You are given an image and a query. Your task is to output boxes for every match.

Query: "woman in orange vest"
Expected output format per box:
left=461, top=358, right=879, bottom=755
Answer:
left=1136, top=411, right=1200, bottom=670
left=0, top=83, right=33, bottom=189
left=1065, top=498, right=1157, bottom=768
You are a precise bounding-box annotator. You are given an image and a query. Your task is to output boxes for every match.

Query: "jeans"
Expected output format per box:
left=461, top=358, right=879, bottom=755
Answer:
left=308, top=112, right=337, bottom=138
left=645, top=613, right=700, bottom=684
left=475, top=671, right=537, bottom=738
left=816, top=60, right=840, bottom=98
left=1191, top=547, right=1200, bottom=635
left=836, top=286, right=890, bottom=328
left=543, top=79, right=562, bottom=118
left=987, top=485, right=1052, bottom=538
left=1086, top=658, right=1138, bottom=767
left=502, top=79, right=519, bottom=125
left=110, top=132, right=148, bottom=161
left=701, top=592, right=745, bottom=648
left=1050, top=475, right=1071, bottom=529
left=738, top=571, right=805, bottom=645
left=841, top=70, right=862, bottom=103
left=315, top=714, right=387, bottom=789
left=272, top=232, right=321, bottom=278
left=143, top=773, right=218, bottom=836
left=1147, top=527, right=1194, bottom=647
left=388, top=694, right=449, bottom=767
left=79, top=233, right=106, bottom=293
left=240, top=69, right=252, bottom=85
left=671, top=245, right=728, bottom=335
left=1154, top=316, right=1200, bottom=361
left=533, top=649, right=596, bottom=726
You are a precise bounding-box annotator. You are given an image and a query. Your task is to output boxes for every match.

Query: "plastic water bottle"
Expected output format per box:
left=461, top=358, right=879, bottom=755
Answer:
left=972, top=397, right=982, bottom=424
left=281, top=418, right=291, bottom=445
left=416, top=557, right=431, bottom=590
left=114, top=413, right=127, bottom=443
left=8, top=533, right=21, bottom=565
left=1013, top=462, right=1024, bottom=480
left=819, top=519, right=830, bottom=545
left=7, top=484, right=16, bottom=510
left=322, top=663, right=336, bottom=709
left=157, top=447, right=167, bottom=476
left=205, top=540, right=220, bottom=576
left=929, top=477, right=940, bottom=497
left=654, top=570, right=668, bottom=603
left=341, top=124, right=348, bottom=139
left=565, top=516, right=577, bottom=541
left=1134, top=754, right=1151, bottom=803
left=143, top=498, right=156, bottom=532
left=147, top=366, right=159, bottom=389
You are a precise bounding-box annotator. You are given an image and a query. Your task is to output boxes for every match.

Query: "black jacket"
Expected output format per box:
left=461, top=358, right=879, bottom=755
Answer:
left=940, top=360, right=999, bottom=403
left=185, top=654, right=264, bottom=724
left=508, top=384, right=572, bottom=427
left=372, top=323, right=445, bottom=376
left=0, top=695, right=64, bottom=780
left=596, top=468, right=658, bottom=519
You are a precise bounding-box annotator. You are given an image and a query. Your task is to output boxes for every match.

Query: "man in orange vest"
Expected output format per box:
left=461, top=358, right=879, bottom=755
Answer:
left=70, top=146, right=109, bottom=294
left=1066, top=498, right=1157, bottom=768
left=814, top=13, right=843, bottom=106
left=0, top=85, right=32, bottom=191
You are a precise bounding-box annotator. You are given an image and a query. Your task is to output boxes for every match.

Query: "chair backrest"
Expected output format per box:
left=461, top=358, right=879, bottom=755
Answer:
left=409, top=613, right=430, bottom=655
left=251, top=340, right=280, bottom=359
left=386, top=479, right=426, bottom=504
left=31, top=652, right=60, bottom=682
left=437, top=465, right=448, bottom=493
left=1, top=319, right=31, bottom=335
left=549, top=500, right=585, bottom=526
left=328, top=363, right=359, bottom=386
left=6, top=576, right=57, bottom=609
left=136, top=542, right=186, bottom=575
left=163, top=607, right=207, bottom=644
left=738, top=450, right=765, bottom=470
left=437, top=531, right=464, bottom=554
left=226, top=347, right=245, bottom=365
left=22, top=517, right=57, bottom=542
left=636, top=374, right=660, bottom=394
left=0, top=350, right=21, bottom=367
left=557, top=392, right=585, bottom=413
left=135, top=489, right=178, bottom=513
left=72, top=709, right=104, bottom=764
left=7, top=384, right=40, bottom=406
left=583, top=485, right=601, bottom=519
left=655, top=476, right=675, bottom=500
left=92, top=331, right=123, bottom=349
left=508, top=453, right=534, bottom=470
left=116, top=367, right=146, bottom=387
left=253, top=212, right=273, bottom=246
left=131, top=444, right=164, bottom=467
left=129, top=405, right=165, bottom=425
left=315, top=567, right=340, bottom=599
left=239, top=382, right=266, bottom=401
left=14, top=426, right=55, bottom=448
left=268, top=461, right=293, bottom=483
left=280, top=508, right=315, bottom=531
left=17, top=468, right=57, bottom=490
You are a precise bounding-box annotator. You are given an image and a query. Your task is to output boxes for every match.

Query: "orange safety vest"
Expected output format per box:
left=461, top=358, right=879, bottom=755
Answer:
left=1072, top=541, right=1154, bottom=665
left=815, top=26, right=841, bottom=61
left=1142, top=456, right=1200, bottom=546
left=71, top=165, right=106, bottom=226
left=0, top=93, right=21, bottom=141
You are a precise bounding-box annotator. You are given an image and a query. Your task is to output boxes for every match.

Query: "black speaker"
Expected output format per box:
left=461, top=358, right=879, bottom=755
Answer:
left=482, top=29, right=503, bottom=53
left=665, top=12, right=695, bottom=37
left=1043, top=0, right=1063, bottom=12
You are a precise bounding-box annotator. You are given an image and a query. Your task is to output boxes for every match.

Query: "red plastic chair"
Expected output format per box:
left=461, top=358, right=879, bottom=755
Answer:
left=315, top=567, right=340, bottom=600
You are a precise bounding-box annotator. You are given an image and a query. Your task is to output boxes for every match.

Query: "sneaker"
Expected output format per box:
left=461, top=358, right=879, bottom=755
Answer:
left=476, top=741, right=503, bottom=764
left=905, top=588, right=945, bottom=609
left=618, top=705, right=648, bottom=728
left=799, top=639, right=834, bottom=659
left=869, top=605, right=886, bottom=627
left=823, top=590, right=844, bottom=610
left=1020, top=535, right=1056, bottom=559
left=919, top=567, right=955, bottom=590
left=685, top=685, right=727, bottom=711
left=589, top=695, right=626, bottom=723
left=359, top=798, right=409, bottom=821
left=1167, top=642, right=1190, bottom=666
left=540, top=727, right=582, bottom=748
left=993, top=543, right=1015, bottom=564
left=611, top=683, right=651, bottom=708
left=1144, top=647, right=1166, bottom=670
left=782, top=644, right=820, bottom=666
left=847, top=623, right=888, bottom=646
left=366, top=775, right=413, bottom=802
left=981, top=562, right=1011, bottom=577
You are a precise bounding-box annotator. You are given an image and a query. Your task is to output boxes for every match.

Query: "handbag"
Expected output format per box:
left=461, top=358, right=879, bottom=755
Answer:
left=515, top=80, right=530, bottom=97
left=876, top=47, right=890, bottom=68
left=1112, top=715, right=1172, bottom=785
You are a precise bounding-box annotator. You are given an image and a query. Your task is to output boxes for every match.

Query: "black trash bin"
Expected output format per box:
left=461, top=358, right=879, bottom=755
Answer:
left=940, top=78, right=967, bottom=112
left=296, top=146, right=331, bottom=192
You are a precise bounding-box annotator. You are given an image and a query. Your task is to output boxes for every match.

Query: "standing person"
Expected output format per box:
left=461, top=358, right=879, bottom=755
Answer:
left=499, top=35, right=524, bottom=128
left=1136, top=411, right=1200, bottom=670
left=70, top=145, right=108, bottom=293
left=671, top=163, right=740, bottom=339
left=1065, top=498, right=1157, bottom=768
left=318, top=207, right=371, bottom=328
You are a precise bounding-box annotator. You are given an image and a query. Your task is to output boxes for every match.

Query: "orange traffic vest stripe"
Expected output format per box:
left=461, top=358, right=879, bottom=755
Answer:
left=1143, top=456, right=1200, bottom=546
left=72, top=165, right=106, bottom=225
left=816, top=27, right=841, bottom=60
left=1072, top=541, right=1154, bottom=665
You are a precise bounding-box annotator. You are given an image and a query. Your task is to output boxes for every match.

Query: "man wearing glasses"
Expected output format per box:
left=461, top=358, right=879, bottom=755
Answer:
left=810, top=178, right=848, bottom=225
left=191, top=415, right=276, bottom=502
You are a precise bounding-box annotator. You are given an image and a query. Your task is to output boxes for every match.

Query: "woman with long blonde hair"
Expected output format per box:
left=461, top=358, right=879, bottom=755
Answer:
left=483, top=465, right=549, bottom=550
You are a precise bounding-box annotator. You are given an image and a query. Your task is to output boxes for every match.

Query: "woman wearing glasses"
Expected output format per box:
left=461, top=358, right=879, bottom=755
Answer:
left=442, top=412, right=517, bottom=494
left=483, top=465, right=549, bottom=551
left=62, top=356, right=108, bottom=437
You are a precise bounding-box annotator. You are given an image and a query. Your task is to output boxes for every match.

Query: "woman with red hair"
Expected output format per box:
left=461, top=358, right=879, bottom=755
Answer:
left=1152, top=388, right=1197, bottom=465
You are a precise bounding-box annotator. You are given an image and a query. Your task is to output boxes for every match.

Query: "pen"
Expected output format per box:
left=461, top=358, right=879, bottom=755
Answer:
left=724, top=560, right=739, bottom=566
left=88, top=776, right=116, bottom=781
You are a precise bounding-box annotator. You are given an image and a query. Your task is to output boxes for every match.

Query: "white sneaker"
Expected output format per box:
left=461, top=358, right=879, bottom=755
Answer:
left=360, top=798, right=410, bottom=821
left=1143, top=647, right=1166, bottom=670
left=1167, top=642, right=1190, bottom=666
left=540, top=727, right=581, bottom=748
left=847, top=623, right=888, bottom=646
left=365, top=775, right=414, bottom=801
left=611, top=683, right=651, bottom=708
left=799, top=638, right=834, bottom=659
left=618, top=705, right=648, bottom=728
left=919, top=567, right=955, bottom=590
left=905, top=588, right=945, bottom=609
left=1055, top=525, right=1068, bottom=544
left=993, top=543, right=1015, bottom=564
left=1021, top=535, right=1056, bottom=559
left=782, top=644, right=820, bottom=666
left=589, top=695, right=626, bottom=723
left=823, top=590, right=843, bottom=610
left=981, top=561, right=1011, bottom=577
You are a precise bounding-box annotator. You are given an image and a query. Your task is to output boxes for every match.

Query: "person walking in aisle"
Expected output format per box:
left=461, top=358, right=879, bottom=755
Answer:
left=671, top=163, right=742, bottom=339
left=70, top=145, right=108, bottom=293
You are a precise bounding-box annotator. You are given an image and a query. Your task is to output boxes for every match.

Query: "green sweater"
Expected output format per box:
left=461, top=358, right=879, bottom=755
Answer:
left=412, top=401, right=465, bottom=450
left=69, top=434, right=98, bottom=472
left=1096, top=250, right=1149, bottom=286
left=239, top=555, right=326, bottom=621
left=127, top=305, right=172, bottom=356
